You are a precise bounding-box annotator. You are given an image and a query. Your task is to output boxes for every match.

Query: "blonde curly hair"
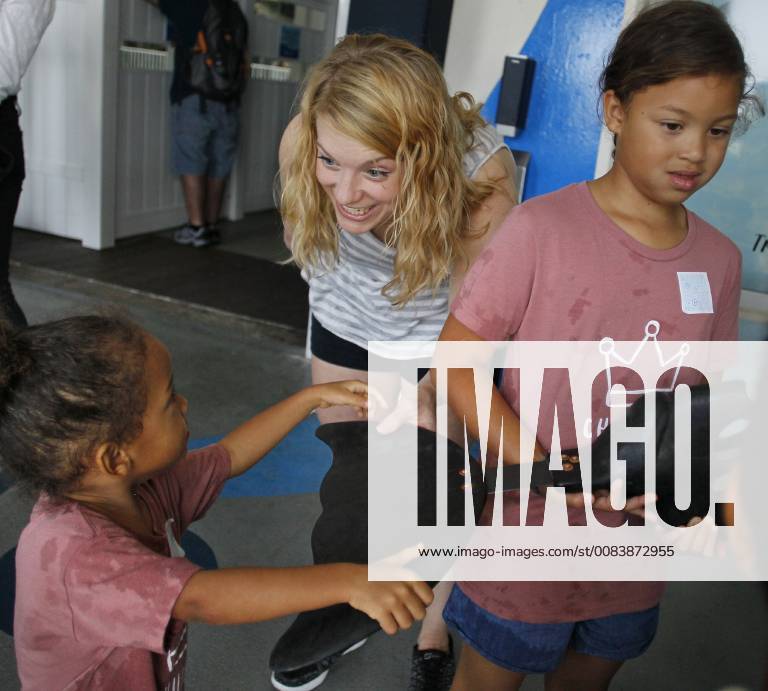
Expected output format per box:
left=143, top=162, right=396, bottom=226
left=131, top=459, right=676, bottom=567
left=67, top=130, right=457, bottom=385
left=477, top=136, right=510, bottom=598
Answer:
left=281, top=33, right=504, bottom=307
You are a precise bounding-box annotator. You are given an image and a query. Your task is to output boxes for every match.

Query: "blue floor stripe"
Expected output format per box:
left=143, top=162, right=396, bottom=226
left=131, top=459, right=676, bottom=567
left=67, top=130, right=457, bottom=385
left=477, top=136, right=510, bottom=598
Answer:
left=190, top=416, right=332, bottom=498
left=0, top=418, right=332, bottom=502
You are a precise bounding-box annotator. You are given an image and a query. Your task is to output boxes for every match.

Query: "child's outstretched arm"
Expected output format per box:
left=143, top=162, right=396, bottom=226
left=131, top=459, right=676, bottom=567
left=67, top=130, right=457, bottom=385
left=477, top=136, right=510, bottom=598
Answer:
left=173, top=563, right=433, bottom=634
left=220, top=381, right=367, bottom=477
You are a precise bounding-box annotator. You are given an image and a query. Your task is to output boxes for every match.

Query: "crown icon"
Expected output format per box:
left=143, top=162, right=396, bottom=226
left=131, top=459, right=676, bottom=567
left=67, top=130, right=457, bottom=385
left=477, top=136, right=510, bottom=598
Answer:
left=598, top=320, right=690, bottom=408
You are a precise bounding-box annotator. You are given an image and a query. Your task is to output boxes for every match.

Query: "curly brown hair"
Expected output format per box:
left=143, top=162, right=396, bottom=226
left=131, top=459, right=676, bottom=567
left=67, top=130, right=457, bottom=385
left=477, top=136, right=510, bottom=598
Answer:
left=0, top=314, right=148, bottom=497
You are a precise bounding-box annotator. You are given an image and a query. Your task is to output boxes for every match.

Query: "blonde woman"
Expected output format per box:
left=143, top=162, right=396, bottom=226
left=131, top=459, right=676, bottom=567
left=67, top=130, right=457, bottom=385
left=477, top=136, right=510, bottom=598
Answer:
left=277, top=34, right=517, bottom=691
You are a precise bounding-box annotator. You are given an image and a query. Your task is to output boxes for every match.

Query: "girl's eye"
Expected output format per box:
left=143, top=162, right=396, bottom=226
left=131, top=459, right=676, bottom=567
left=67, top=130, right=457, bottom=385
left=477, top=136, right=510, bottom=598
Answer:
left=710, top=127, right=731, bottom=137
left=366, top=168, right=390, bottom=180
left=317, top=155, right=337, bottom=168
left=661, top=122, right=682, bottom=132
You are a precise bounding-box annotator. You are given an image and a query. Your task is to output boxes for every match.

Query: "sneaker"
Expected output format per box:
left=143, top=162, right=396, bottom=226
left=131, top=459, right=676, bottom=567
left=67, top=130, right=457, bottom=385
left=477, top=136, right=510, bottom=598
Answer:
left=205, top=224, right=222, bottom=245
left=173, top=224, right=215, bottom=248
left=408, top=636, right=455, bottom=691
left=270, top=638, right=367, bottom=691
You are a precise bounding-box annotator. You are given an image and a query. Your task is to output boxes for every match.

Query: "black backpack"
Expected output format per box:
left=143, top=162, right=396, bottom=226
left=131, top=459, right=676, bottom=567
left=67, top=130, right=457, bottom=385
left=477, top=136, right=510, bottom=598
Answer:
left=185, top=0, right=248, bottom=102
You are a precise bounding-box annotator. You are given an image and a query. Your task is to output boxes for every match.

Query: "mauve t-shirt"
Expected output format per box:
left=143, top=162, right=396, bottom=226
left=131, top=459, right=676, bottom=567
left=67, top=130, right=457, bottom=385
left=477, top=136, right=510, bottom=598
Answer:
left=14, top=445, right=231, bottom=690
left=451, top=182, right=741, bottom=623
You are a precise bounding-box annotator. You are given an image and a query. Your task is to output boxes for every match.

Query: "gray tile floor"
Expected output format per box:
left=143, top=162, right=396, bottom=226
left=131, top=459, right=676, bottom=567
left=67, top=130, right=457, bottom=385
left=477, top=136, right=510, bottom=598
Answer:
left=1, top=262, right=766, bottom=690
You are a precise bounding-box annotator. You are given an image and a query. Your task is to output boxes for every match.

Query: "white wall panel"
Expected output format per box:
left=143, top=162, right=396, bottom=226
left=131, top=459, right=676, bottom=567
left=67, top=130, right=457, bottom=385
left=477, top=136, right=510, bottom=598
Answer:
left=115, top=0, right=186, bottom=238
left=17, top=0, right=95, bottom=242
left=236, top=0, right=336, bottom=215
left=443, top=0, right=546, bottom=100
left=240, top=80, right=298, bottom=212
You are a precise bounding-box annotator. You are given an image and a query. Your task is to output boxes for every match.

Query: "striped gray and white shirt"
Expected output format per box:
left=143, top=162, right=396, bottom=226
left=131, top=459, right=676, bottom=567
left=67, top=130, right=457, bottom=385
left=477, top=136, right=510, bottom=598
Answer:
left=308, top=123, right=507, bottom=357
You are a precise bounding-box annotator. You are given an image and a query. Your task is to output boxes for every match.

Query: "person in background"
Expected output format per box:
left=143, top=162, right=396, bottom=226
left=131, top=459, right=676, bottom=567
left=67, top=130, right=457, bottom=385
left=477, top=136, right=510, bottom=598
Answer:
left=0, top=0, right=55, bottom=326
left=145, top=0, right=247, bottom=248
left=279, top=33, right=518, bottom=691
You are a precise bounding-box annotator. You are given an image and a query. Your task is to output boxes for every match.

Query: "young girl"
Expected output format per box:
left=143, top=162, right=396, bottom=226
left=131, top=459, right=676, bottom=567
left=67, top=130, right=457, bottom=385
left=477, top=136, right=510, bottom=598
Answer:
left=278, top=33, right=518, bottom=689
left=0, top=314, right=432, bottom=691
left=439, top=2, right=761, bottom=689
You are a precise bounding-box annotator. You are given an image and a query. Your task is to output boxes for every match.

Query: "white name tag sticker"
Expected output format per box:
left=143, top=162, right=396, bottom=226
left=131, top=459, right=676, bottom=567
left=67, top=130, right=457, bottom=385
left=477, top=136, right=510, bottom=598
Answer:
left=677, top=272, right=713, bottom=314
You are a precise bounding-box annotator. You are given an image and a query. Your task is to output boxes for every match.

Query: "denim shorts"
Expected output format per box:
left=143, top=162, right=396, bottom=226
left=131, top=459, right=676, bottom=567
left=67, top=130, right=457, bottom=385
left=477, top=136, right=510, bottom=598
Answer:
left=171, top=95, right=240, bottom=178
left=443, top=585, right=660, bottom=674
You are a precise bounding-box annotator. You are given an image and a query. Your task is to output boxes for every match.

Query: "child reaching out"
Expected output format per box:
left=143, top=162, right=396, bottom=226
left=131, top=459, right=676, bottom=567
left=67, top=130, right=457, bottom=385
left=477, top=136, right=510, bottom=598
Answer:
left=439, top=2, right=762, bottom=689
left=0, top=315, right=432, bottom=690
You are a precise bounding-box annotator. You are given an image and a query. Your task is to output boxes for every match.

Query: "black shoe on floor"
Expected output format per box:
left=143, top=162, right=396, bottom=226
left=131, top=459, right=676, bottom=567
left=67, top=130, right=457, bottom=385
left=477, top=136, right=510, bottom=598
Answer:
left=270, top=638, right=367, bottom=691
left=205, top=225, right=221, bottom=245
left=408, top=636, right=455, bottom=691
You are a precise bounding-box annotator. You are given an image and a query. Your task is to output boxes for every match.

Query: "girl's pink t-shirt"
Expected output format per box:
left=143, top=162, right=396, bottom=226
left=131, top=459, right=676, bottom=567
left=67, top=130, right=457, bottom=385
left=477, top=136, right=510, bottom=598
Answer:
left=451, top=182, right=741, bottom=623
left=14, top=445, right=231, bottom=690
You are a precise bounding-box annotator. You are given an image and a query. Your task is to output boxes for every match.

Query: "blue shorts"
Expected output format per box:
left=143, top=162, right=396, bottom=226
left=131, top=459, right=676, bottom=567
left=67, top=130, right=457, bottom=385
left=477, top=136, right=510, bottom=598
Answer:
left=171, top=95, right=240, bottom=178
left=443, top=585, right=659, bottom=674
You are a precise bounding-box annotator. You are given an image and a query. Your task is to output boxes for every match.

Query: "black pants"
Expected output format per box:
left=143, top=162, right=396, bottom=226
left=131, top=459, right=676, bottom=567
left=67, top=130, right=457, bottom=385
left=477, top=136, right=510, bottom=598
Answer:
left=0, top=96, right=27, bottom=327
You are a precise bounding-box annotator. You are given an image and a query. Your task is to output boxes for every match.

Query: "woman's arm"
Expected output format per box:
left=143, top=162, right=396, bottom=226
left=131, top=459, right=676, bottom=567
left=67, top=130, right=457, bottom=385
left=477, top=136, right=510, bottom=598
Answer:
left=174, top=563, right=433, bottom=634
left=414, top=149, right=517, bottom=437
left=278, top=113, right=303, bottom=248
left=449, top=148, right=518, bottom=301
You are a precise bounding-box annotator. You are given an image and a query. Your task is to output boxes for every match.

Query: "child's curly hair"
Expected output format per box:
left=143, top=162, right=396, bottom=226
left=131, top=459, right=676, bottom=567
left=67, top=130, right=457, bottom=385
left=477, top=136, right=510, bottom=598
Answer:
left=0, top=314, right=148, bottom=497
left=282, top=33, right=504, bottom=307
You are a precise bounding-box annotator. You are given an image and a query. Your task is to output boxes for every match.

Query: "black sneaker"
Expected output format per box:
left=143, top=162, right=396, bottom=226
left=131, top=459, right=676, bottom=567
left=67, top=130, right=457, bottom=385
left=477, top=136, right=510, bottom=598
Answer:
left=205, top=225, right=222, bottom=245
left=270, top=638, right=367, bottom=691
left=408, top=636, right=455, bottom=691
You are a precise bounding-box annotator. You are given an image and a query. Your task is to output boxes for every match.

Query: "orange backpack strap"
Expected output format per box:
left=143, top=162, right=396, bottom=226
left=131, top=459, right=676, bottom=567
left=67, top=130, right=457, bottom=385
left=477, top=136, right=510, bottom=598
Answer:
left=195, top=30, right=208, bottom=54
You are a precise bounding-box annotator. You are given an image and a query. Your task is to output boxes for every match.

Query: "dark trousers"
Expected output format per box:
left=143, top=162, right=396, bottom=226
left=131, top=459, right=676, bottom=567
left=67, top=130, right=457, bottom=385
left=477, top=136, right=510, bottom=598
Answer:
left=0, top=95, right=27, bottom=327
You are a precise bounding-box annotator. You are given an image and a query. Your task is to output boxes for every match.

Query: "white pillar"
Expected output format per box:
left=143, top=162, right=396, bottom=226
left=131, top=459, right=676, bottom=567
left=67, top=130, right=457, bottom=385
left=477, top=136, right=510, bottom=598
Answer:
left=17, top=0, right=119, bottom=249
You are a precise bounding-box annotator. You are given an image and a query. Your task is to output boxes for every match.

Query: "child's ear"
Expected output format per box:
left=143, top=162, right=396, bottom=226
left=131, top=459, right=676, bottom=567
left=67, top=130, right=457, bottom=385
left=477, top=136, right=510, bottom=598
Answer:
left=94, top=442, right=131, bottom=478
left=603, top=90, right=626, bottom=137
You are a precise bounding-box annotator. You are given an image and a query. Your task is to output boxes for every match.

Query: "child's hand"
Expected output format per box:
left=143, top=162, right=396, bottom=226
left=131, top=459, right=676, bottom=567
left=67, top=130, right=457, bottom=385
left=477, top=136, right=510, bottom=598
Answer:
left=345, top=566, right=433, bottom=634
left=311, top=380, right=369, bottom=418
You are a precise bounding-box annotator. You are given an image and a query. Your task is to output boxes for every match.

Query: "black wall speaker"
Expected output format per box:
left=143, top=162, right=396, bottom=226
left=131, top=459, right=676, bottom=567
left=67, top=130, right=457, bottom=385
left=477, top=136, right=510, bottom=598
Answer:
left=496, top=55, right=535, bottom=138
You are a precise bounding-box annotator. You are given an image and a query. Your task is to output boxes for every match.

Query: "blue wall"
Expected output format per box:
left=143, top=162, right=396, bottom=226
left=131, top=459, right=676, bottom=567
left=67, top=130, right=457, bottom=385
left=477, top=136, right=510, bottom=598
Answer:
left=481, top=0, right=624, bottom=201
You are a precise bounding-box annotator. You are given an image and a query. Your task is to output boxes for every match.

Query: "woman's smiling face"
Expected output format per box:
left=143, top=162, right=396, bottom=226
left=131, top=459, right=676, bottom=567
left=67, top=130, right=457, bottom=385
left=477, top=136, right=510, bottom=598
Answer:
left=314, top=115, right=401, bottom=237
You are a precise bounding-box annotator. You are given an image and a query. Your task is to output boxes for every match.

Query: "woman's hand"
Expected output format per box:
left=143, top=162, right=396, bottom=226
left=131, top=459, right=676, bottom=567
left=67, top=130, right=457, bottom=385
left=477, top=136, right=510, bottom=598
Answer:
left=311, top=380, right=369, bottom=418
